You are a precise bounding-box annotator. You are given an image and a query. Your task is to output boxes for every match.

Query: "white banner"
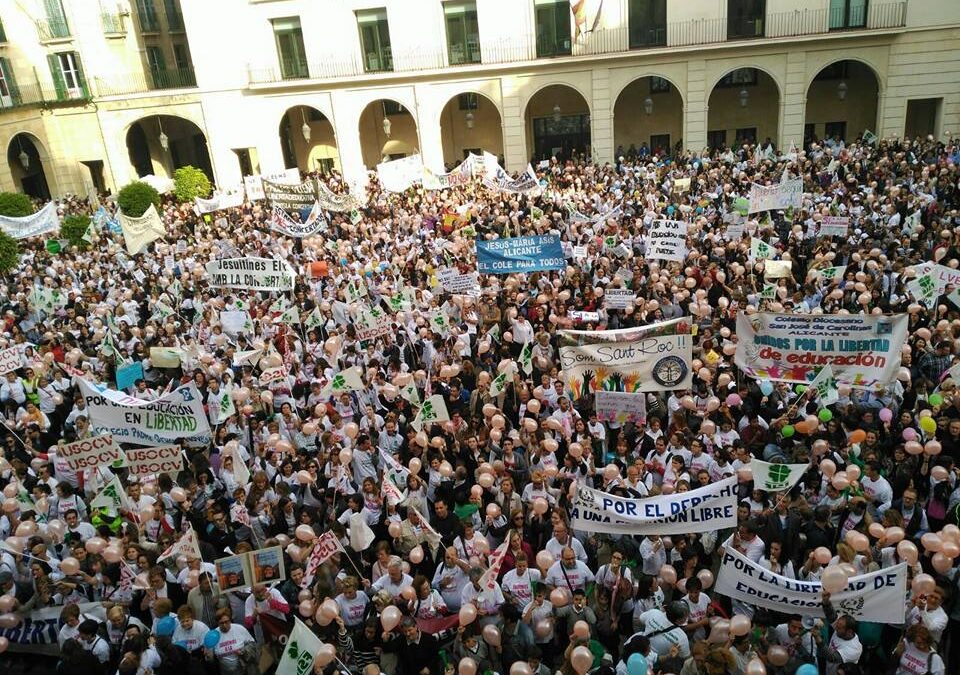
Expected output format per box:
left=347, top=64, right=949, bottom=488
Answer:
left=603, top=288, right=636, bottom=310
left=646, top=219, right=688, bottom=261
left=0, top=201, right=59, bottom=239
left=594, top=390, right=647, bottom=424
left=747, top=459, right=808, bottom=493
left=715, top=547, right=907, bottom=624
left=259, top=366, right=287, bottom=385
left=79, top=379, right=211, bottom=445
left=316, top=180, right=362, bottom=212
left=119, top=204, right=165, bottom=255
left=57, top=434, right=124, bottom=473
left=195, top=189, right=245, bottom=214
left=910, top=262, right=960, bottom=295
left=734, top=312, right=908, bottom=389
left=437, top=267, right=479, bottom=294
left=126, top=444, right=183, bottom=477
left=484, top=164, right=540, bottom=194
left=244, top=168, right=301, bottom=201
left=0, top=602, right=107, bottom=655
left=0, top=346, right=21, bottom=375
left=267, top=202, right=327, bottom=237
left=377, top=154, right=424, bottom=192
left=748, top=178, right=803, bottom=213
left=570, top=476, right=738, bottom=535
left=302, top=531, right=341, bottom=588
left=560, top=334, right=692, bottom=395
left=818, top=216, right=849, bottom=237
left=423, top=163, right=471, bottom=190
left=205, top=257, right=296, bottom=291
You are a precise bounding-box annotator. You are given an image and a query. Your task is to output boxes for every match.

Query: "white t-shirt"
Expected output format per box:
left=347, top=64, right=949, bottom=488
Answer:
left=826, top=633, right=862, bottom=675
left=213, top=624, right=255, bottom=668
left=682, top=593, right=711, bottom=642
left=544, top=560, right=595, bottom=592
left=501, top=568, right=542, bottom=607
left=907, top=605, right=948, bottom=644
left=896, top=643, right=944, bottom=675
left=336, top=592, right=369, bottom=628
left=172, top=620, right=209, bottom=652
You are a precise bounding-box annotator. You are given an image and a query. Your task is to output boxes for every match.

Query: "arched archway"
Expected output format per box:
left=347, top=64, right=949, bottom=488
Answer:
left=804, top=60, right=880, bottom=145
left=7, top=133, right=51, bottom=199
left=126, top=115, right=213, bottom=180
left=280, top=105, right=340, bottom=175
left=439, top=92, right=503, bottom=169
left=358, top=99, right=419, bottom=169
left=707, top=67, right=781, bottom=150
left=613, top=76, right=684, bottom=158
left=524, top=84, right=591, bottom=162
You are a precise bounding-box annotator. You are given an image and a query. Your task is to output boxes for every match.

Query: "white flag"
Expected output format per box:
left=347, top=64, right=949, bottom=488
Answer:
left=411, top=394, right=450, bottom=432
left=748, top=460, right=808, bottom=493
left=277, top=617, right=325, bottom=675
left=90, top=474, right=132, bottom=514
left=157, top=527, right=202, bottom=562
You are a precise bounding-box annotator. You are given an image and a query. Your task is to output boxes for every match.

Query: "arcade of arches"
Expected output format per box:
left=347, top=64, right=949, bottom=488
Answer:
left=126, top=115, right=213, bottom=181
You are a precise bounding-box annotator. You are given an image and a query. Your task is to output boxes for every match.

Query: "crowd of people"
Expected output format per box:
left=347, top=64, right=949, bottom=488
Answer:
left=0, top=131, right=959, bottom=675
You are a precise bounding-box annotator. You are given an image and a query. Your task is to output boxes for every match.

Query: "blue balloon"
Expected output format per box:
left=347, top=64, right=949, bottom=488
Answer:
left=155, top=615, right=176, bottom=637
left=759, top=380, right=774, bottom=396
left=796, top=665, right=818, bottom=675
left=203, top=629, right=221, bottom=649
left=627, top=654, right=648, bottom=675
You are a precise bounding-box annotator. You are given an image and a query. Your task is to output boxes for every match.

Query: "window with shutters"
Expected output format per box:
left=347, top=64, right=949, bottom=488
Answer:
left=272, top=17, right=308, bottom=79
left=48, top=51, right=87, bottom=101
left=445, top=2, right=480, bottom=65
left=357, top=9, right=393, bottom=73
left=0, top=58, right=19, bottom=108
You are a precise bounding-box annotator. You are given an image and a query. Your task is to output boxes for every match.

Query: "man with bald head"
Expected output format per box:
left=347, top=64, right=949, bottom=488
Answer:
left=432, top=546, right=470, bottom=611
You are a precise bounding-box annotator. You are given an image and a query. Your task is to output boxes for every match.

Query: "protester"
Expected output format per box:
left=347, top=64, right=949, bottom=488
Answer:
left=0, top=133, right=959, bottom=675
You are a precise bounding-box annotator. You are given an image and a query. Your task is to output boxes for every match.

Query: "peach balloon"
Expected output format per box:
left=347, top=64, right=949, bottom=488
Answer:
left=459, top=603, right=478, bottom=625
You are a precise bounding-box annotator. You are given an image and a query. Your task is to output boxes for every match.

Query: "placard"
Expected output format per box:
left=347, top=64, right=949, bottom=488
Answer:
left=262, top=178, right=316, bottom=211
left=215, top=553, right=252, bottom=592
left=57, top=434, right=124, bottom=473
left=125, top=444, right=183, bottom=477
left=259, top=367, right=288, bottom=385
left=594, top=391, right=647, bottom=424
left=603, top=289, right=635, bottom=310
left=250, top=546, right=286, bottom=584
left=819, top=216, right=849, bottom=237
left=0, top=347, right=21, bottom=376
left=475, top=235, right=566, bottom=274
left=149, top=347, right=181, bottom=368
left=748, top=178, right=803, bottom=213
left=116, top=361, right=144, bottom=389
left=646, top=220, right=688, bottom=261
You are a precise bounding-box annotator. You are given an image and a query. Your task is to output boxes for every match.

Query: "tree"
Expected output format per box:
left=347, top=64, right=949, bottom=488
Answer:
left=0, top=231, right=20, bottom=273
left=173, top=166, right=211, bottom=203
left=0, top=192, right=34, bottom=217
left=117, top=181, right=160, bottom=218
left=61, top=214, right=91, bottom=250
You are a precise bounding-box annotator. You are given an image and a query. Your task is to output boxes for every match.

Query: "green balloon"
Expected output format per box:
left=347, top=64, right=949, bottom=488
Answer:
left=795, top=384, right=807, bottom=394
left=782, top=425, right=795, bottom=438
left=929, top=394, right=944, bottom=407
left=819, top=409, right=833, bottom=422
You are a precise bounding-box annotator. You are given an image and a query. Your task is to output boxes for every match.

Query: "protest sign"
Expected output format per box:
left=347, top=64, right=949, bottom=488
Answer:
left=116, top=361, right=144, bottom=389
left=278, top=618, right=324, bottom=675
left=748, top=178, right=803, bottom=213
left=423, top=164, right=471, bottom=190
left=484, top=163, right=540, bottom=194
left=220, top=310, right=249, bottom=335
left=243, top=168, right=300, bottom=201
left=195, top=189, right=244, bottom=214
left=0, top=602, right=107, bottom=655
left=604, top=289, right=636, bottom=310
left=734, top=312, right=907, bottom=389
left=819, top=216, right=849, bottom=237
left=250, top=546, right=286, bottom=584
left=0, top=347, right=21, bottom=376
left=215, top=553, right=252, bottom=592
left=269, top=202, right=325, bottom=237
left=569, top=311, right=600, bottom=323
left=646, top=220, right=688, bottom=261
left=475, top=235, right=565, bottom=274
left=302, top=531, right=341, bottom=588
left=0, top=201, right=59, bottom=239
left=206, top=257, right=296, bottom=291
left=412, top=395, right=450, bottom=432
left=354, top=307, right=393, bottom=341
left=559, top=333, right=692, bottom=397
left=437, top=268, right=479, bottom=294
left=817, top=266, right=846, bottom=283
left=715, top=547, right=906, bottom=624
left=377, top=154, right=424, bottom=192
left=764, top=259, right=793, bottom=279
left=149, top=348, right=181, bottom=369
left=908, top=273, right=939, bottom=308
left=594, top=391, right=647, bottom=424
left=57, top=434, right=123, bottom=473
left=909, top=262, right=960, bottom=294
left=259, top=367, right=287, bottom=386
left=118, top=204, right=165, bottom=255
left=125, top=444, right=183, bottom=477
left=747, top=459, right=809, bottom=492
left=570, top=476, right=738, bottom=535
left=157, top=527, right=202, bottom=562
left=263, top=178, right=317, bottom=212
left=316, top=180, right=362, bottom=212
left=79, top=379, right=211, bottom=445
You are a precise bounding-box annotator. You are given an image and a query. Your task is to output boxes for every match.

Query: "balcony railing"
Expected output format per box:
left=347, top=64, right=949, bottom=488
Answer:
left=93, top=68, right=197, bottom=96
left=101, top=13, right=125, bottom=35
left=727, top=16, right=765, bottom=40
left=0, top=80, right=92, bottom=113
left=36, top=17, right=70, bottom=40
left=245, top=2, right=907, bottom=86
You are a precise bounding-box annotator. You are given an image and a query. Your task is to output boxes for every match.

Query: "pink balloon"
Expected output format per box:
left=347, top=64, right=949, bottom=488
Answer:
left=295, top=524, right=316, bottom=542
left=510, top=663, right=533, bottom=675
left=0, top=614, right=20, bottom=629
left=409, top=545, right=425, bottom=564
left=924, top=441, right=942, bottom=456
left=941, top=541, right=960, bottom=559
left=814, top=547, right=832, bottom=565
left=550, top=587, right=571, bottom=607
left=170, top=487, right=187, bottom=503
left=846, top=465, right=861, bottom=482
left=84, top=536, right=107, bottom=554
left=885, top=526, right=905, bottom=544
left=831, top=471, right=850, bottom=490
left=921, top=532, right=944, bottom=552
left=820, top=565, right=848, bottom=594
left=459, top=603, right=477, bottom=625
left=729, top=614, right=752, bottom=637
left=697, top=569, right=715, bottom=590
left=897, top=540, right=919, bottom=564
left=0, top=596, right=14, bottom=613
left=912, top=573, right=936, bottom=596
left=101, top=546, right=123, bottom=563
left=745, top=658, right=767, bottom=675
left=315, top=643, right=336, bottom=667
left=459, top=657, right=478, bottom=675
left=819, top=459, right=837, bottom=478
left=482, top=624, right=501, bottom=647
left=932, top=552, right=954, bottom=574
left=868, top=522, right=886, bottom=539
left=60, top=557, right=80, bottom=576
left=659, top=564, right=677, bottom=586
left=380, top=605, right=402, bottom=631
left=571, top=645, right=593, bottom=675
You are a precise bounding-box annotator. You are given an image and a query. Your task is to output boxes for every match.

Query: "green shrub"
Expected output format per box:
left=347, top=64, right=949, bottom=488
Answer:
left=61, top=214, right=91, bottom=250
left=0, top=192, right=34, bottom=217
left=173, top=166, right=211, bottom=203
left=117, top=181, right=161, bottom=218
left=0, top=231, right=20, bottom=273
